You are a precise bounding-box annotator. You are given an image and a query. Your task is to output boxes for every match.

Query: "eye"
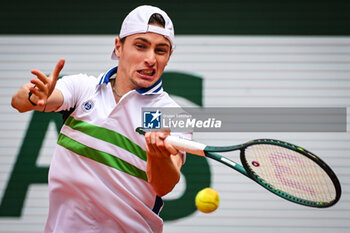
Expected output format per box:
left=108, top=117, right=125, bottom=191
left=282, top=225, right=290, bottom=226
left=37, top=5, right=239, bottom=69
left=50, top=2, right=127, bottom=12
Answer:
left=135, top=43, right=146, bottom=49
left=156, top=48, right=168, bottom=54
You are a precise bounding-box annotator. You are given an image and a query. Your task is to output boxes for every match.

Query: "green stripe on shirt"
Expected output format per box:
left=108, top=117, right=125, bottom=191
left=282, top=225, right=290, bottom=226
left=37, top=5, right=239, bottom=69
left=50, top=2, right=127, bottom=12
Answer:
left=57, top=133, right=148, bottom=181
left=64, top=116, right=147, bottom=161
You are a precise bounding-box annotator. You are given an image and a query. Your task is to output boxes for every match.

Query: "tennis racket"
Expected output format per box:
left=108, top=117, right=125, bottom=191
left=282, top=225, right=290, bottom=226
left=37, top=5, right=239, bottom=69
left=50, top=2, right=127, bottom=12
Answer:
left=136, top=127, right=341, bottom=208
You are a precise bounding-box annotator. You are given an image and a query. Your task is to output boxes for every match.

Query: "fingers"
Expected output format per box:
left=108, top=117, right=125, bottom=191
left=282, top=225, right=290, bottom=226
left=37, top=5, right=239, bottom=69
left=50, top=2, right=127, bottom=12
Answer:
left=164, top=141, right=178, bottom=155
left=145, top=131, right=178, bottom=157
left=31, top=69, right=49, bottom=84
left=158, top=129, right=170, bottom=139
left=30, top=77, right=45, bottom=91
left=50, top=58, right=65, bottom=90
left=28, top=58, right=65, bottom=106
left=155, top=131, right=178, bottom=154
left=28, top=85, right=45, bottom=106
left=30, top=70, right=49, bottom=106
left=31, top=58, right=65, bottom=87
left=52, top=58, right=65, bottom=79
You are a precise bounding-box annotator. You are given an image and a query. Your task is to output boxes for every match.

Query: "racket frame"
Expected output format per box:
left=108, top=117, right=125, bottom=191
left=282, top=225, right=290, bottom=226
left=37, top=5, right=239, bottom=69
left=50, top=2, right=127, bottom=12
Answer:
left=136, top=128, right=341, bottom=208
left=224, top=139, right=342, bottom=208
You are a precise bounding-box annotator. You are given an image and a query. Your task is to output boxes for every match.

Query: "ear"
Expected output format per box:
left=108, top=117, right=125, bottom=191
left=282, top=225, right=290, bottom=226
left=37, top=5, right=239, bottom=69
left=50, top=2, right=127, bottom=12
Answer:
left=114, top=37, right=122, bottom=58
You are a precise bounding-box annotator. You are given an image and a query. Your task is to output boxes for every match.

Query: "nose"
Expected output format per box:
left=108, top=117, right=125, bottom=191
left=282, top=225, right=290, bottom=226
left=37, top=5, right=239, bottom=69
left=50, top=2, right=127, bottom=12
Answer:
left=144, top=50, right=156, bottom=67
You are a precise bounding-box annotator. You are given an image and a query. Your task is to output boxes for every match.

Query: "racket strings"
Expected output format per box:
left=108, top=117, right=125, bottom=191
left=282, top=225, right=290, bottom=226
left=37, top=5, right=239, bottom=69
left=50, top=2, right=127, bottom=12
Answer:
left=266, top=147, right=317, bottom=199
left=244, top=144, right=336, bottom=203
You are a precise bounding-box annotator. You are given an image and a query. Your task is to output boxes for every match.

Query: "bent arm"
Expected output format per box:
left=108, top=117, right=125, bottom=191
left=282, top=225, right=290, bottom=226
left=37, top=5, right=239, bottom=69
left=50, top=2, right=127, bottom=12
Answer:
left=145, top=132, right=183, bottom=197
left=11, top=59, right=65, bottom=113
left=11, top=84, right=63, bottom=113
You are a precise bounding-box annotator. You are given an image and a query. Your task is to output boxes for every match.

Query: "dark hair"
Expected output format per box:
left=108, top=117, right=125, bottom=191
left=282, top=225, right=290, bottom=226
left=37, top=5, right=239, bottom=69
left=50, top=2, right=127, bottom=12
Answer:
left=148, top=13, right=165, bottom=27
left=120, top=13, right=166, bottom=44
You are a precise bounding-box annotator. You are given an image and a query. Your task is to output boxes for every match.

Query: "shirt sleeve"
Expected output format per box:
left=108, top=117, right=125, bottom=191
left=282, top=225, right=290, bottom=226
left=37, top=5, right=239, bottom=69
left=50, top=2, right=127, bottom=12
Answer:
left=55, top=74, right=97, bottom=112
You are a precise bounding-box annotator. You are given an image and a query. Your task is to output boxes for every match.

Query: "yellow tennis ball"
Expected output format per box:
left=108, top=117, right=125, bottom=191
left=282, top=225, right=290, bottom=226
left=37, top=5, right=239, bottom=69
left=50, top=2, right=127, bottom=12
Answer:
left=195, top=188, right=220, bottom=213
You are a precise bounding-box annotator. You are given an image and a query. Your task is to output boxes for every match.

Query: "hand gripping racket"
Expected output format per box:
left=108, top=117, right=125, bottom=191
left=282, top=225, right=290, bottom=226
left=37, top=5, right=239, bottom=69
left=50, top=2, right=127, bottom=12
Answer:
left=136, top=128, right=341, bottom=208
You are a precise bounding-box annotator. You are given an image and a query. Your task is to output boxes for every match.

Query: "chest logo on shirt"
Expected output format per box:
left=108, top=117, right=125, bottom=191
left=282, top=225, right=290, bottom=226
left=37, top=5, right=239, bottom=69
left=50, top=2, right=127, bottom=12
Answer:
left=81, top=100, right=95, bottom=112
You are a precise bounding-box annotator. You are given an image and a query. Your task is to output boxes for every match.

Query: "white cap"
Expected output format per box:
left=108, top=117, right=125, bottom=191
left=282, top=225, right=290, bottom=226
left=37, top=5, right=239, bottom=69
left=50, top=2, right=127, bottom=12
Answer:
left=111, top=5, right=175, bottom=60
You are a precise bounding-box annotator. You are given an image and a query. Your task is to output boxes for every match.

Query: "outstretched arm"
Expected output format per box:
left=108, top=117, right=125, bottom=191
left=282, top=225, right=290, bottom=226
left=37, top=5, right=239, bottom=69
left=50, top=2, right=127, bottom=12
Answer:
left=11, top=59, right=65, bottom=113
left=145, top=131, right=183, bottom=197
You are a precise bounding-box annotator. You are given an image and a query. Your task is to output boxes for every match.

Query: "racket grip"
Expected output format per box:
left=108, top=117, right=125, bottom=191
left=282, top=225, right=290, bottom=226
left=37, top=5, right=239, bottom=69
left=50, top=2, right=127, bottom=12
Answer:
left=165, top=136, right=206, bottom=156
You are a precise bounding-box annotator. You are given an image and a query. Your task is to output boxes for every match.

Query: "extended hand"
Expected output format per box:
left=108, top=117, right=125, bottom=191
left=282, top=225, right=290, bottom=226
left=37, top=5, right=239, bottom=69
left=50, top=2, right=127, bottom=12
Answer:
left=29, top=58, right=65, bottom=107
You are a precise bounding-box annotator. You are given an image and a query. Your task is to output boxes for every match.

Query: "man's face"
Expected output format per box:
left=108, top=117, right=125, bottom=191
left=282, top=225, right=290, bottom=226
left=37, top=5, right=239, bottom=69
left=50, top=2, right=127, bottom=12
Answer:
left=114, top=31, right=172, bottom=90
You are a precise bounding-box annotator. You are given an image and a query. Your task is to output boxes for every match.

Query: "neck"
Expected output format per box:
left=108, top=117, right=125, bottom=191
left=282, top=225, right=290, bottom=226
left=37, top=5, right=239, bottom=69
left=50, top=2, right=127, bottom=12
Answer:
left=111, top=78, right=124, bottom=97
left=114, top=70, right=140, bottom=94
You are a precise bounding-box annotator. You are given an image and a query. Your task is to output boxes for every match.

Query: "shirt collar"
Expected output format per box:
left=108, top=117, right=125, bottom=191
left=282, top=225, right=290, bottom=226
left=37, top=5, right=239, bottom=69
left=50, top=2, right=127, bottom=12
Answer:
left=98, top=66, right=163, bottom=95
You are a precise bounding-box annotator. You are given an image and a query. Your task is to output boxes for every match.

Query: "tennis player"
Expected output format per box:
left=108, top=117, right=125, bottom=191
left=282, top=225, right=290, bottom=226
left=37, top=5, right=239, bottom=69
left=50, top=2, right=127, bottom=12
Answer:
left=11, top=5, right=189, bottom=233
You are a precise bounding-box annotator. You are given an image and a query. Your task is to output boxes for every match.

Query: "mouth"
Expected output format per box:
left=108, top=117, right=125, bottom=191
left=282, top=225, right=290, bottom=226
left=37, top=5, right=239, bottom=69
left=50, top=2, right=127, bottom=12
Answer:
left=137, top=69, right=156, bottom=78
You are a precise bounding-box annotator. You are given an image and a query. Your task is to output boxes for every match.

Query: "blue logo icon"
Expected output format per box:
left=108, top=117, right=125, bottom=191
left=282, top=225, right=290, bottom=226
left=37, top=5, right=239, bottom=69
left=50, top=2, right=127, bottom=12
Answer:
left=82, top=100, right=94, bottom=112
left=143, top=110, right=161, bottom=129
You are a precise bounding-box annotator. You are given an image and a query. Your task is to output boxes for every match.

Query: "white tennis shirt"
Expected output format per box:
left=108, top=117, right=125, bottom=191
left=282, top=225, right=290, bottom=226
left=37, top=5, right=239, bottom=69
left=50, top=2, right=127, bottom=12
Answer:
left=44, top=67, right=189, bottom=233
